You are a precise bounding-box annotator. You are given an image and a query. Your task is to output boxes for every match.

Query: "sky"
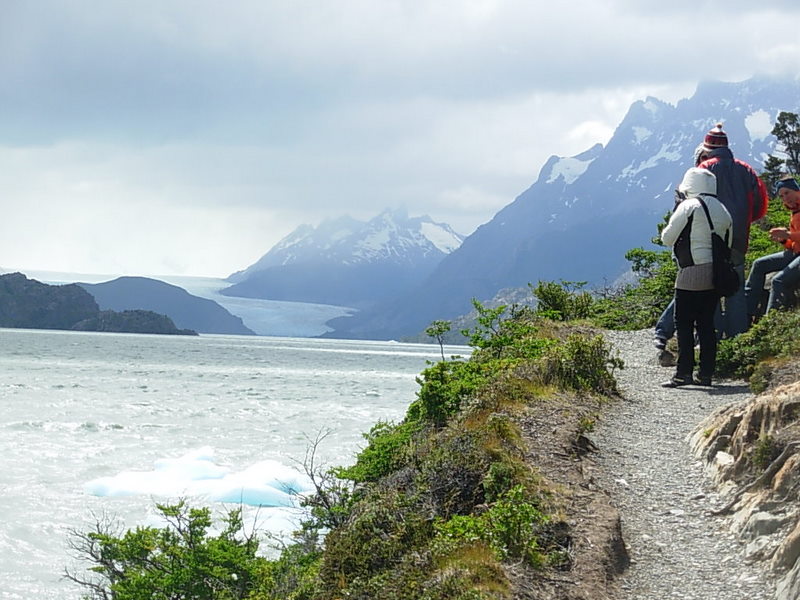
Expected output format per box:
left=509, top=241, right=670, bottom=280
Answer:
left=2, top=1, right=800, bottom=278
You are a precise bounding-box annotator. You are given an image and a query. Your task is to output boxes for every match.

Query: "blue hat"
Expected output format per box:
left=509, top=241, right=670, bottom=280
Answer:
left=775, top=177, right=800, bottom=195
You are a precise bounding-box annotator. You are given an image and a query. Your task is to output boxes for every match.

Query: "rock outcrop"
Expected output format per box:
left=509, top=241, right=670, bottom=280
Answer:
left=690, top=377, right=800, bottom=600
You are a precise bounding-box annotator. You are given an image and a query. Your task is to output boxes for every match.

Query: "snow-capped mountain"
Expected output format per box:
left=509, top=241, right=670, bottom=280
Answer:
left=326, top=75, right=800, bottom=339
left=223, top=209, right=464, bottom=308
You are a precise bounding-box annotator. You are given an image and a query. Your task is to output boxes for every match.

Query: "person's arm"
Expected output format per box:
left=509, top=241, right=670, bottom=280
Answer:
left=751, top=168, right=769, bottom=221
left=661, top=202, right=690, bottom=247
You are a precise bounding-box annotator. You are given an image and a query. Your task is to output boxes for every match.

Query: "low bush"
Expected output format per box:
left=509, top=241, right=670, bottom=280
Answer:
left=434, top=485, right=548, bottom=567
left=716, top=308, right=800, bottom=380
left=335, top=420, right=417, bottom=483
left=530, top=280, right=593, bottom=322
left=66, top=501, right=268, bottom=600
left=535, top=333, right=622, bottom=395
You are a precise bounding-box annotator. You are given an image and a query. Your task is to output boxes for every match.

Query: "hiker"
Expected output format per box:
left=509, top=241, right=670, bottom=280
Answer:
left=660, top=167, right=733, bottom=388
left=744, top=176, right=800, bottom=318
left=654, top=123, right=769, bottom=354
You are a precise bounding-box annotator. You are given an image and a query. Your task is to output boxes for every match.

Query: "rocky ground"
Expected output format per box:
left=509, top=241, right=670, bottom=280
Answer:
left=589, top=329, right=778, bottom=599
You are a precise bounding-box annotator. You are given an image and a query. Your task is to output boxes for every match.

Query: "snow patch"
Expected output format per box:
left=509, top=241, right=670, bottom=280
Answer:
left=632, top=126, right=652, bottom=144
left=745, top=109, right=773, bottom=142
left=620, top=143, right=682, bottom=178
left=546, top=156, right=594, bottom=185
left=420, top=222, right=462, bottom=253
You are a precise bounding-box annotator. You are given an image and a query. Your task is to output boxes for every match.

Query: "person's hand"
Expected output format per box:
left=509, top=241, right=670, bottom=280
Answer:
left=769, top=227, right=790, bottom=242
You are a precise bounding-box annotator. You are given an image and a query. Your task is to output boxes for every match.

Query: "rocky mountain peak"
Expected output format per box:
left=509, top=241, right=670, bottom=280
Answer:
left=228, top=209, right=464, bottom=283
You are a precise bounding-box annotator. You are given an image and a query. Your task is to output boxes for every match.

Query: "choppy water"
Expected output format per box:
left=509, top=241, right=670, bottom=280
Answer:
left=0, top=328, right=465, bottom=599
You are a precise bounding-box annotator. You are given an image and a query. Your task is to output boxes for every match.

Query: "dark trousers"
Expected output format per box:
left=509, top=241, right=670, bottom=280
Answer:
left=674, top=289, right=719, bottom=378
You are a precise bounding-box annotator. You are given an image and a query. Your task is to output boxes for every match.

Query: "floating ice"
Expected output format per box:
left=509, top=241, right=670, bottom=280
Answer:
left=85, top=447, right=314, bottom=507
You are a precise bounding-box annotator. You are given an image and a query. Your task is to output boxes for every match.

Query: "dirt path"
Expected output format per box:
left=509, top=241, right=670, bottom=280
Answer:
left=591, top=329, right=776, bottom=599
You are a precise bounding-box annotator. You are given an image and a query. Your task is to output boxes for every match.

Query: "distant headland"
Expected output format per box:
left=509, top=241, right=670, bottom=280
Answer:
left=0, top=272, right=197, bottom=336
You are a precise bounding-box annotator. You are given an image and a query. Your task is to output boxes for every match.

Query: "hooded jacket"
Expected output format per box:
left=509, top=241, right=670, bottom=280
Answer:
left=697, top=147, right=768, bottom=261
left=662, top=167, right=733, bottom=267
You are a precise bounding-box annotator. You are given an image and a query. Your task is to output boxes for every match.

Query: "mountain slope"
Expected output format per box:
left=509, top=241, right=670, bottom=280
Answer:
left=222, top=209, right=464, bottom=308
left=326, top=76, right=800, bottom=339
left=0, top=272, right=195, bottom=335
left=80, top=277, right=255, bottom=335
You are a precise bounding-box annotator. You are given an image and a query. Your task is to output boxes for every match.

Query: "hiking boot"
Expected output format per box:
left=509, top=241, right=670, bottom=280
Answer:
left=694, top=373, right=712, bottom=386
left=661, top=374, right=693, bottom=388
left=658, top=349, right=676, bottom=367
left=654, top=336, right=667, bottom=350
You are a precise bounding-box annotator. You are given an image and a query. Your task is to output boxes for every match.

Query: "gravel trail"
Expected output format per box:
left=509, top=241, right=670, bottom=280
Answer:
left=595, top=329, right=776, bottom=600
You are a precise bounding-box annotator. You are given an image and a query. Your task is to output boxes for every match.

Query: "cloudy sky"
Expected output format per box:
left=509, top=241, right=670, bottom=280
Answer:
left=2, top=1, right=800, bottom=278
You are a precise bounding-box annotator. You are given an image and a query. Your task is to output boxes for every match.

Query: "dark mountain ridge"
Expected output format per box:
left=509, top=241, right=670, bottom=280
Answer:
left=79, top=276, right=255, bottom=335
left=0, top=272, right=195, bottom=335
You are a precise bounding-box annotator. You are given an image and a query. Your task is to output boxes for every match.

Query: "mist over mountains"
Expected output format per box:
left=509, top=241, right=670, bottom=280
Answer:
left=223, top=209, right=464, bottom=309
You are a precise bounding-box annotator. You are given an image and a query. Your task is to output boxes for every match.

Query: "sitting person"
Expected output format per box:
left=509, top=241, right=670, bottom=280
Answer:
left=745, top=176, right=800, bottom=318
left=660, top=167, right=732, bottom=387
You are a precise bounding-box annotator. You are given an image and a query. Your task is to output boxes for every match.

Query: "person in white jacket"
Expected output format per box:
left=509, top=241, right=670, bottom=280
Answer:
left=660, top=167, right=733, bottom=387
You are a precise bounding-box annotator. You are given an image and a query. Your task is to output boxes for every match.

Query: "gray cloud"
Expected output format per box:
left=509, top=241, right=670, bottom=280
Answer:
left=2, top=0, right=800, bottom=276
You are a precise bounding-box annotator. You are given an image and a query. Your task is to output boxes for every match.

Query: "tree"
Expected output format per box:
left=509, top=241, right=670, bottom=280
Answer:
left=771, top=111, right=800, bottom=175
left=761, top=155, right=786, bottom=197
left=425, top=320, right=452, bottom=361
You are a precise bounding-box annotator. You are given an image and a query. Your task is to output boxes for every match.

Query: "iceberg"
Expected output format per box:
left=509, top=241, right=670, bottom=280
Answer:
left=85, top=447, right=314, bottom=507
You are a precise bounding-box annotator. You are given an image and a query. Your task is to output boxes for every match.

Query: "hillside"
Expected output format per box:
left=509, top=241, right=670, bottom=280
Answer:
left=79, top=276, right=254, bottom=335
left=0, top=272, right=98, bottom=329
left=0, top=272, right=195, bottom=335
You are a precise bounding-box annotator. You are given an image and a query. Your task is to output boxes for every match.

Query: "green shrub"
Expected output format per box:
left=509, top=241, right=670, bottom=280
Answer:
left=317, top=489, right=434, bottom=595
left=590, top=248, right=676, bottom=330
left=434, top=485, right=548, bottom=567
left=536, top=333, right=622, bottom=395
left=716, top=308, right=800, bottom=380
left=481, top=461, right=518, bottom=503
left=461, top=301, right=556, bottom=361
left=336, top=420, right=417, bottom=483
left=66, top=501, right=268, bottom=600
left=417, top=430, right=491, bottom=517
left=753, top=435, right=779, bottom=471
left=410, top=360, right=490, bottom=427
left=530, top=280, right=593, bottom=322
left=254, top=542, right=321, bottom=600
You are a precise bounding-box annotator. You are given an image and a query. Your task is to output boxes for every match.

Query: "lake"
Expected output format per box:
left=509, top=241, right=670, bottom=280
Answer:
left=0, top=328, right=467, bottom=598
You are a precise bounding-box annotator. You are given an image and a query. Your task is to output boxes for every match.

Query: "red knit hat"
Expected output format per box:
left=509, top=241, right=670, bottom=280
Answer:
left=703, top=123, right=728, bottom=151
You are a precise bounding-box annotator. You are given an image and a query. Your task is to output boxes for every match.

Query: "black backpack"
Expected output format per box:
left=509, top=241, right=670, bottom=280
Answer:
left=697, top=197, right=739, bottom=297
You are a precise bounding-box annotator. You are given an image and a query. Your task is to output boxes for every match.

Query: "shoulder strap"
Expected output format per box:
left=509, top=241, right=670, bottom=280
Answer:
left=695, top=197, right=715, bottom=233
left=697, top=196, right=732, bottom=244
